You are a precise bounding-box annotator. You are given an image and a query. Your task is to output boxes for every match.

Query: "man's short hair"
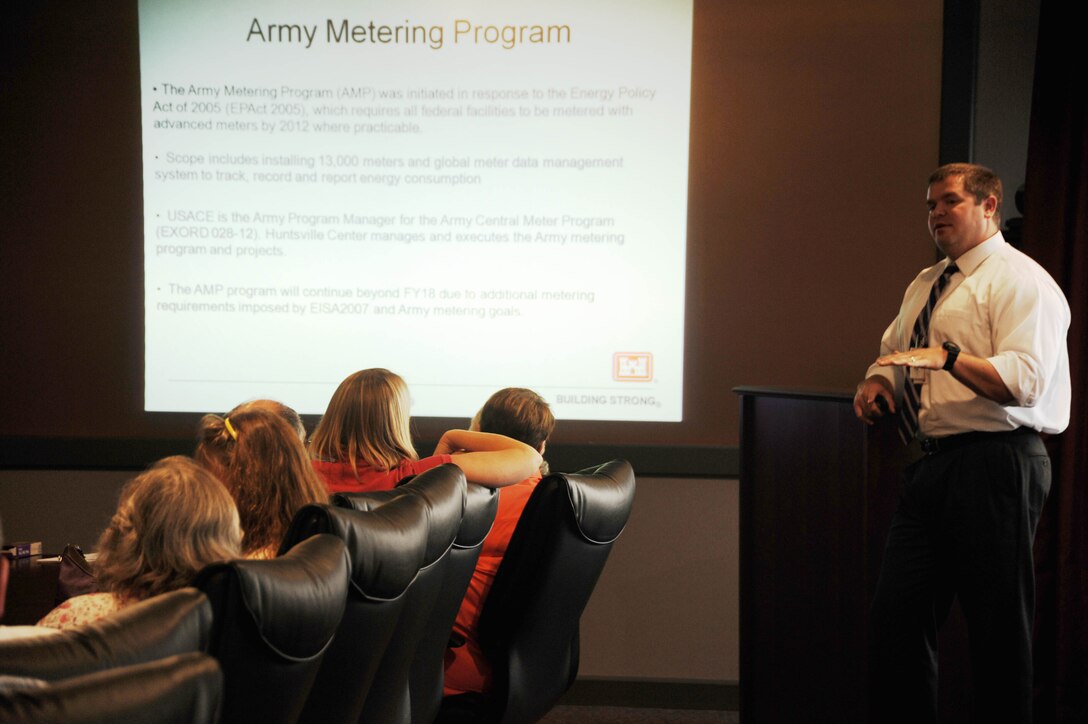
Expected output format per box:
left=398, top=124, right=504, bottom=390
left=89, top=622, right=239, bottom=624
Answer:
left=929, top=163, right=1003, bottom=223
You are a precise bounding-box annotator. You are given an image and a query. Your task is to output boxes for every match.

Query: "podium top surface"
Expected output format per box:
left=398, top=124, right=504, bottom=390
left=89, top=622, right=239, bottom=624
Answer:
left=733, top=386, right=854, bottom=403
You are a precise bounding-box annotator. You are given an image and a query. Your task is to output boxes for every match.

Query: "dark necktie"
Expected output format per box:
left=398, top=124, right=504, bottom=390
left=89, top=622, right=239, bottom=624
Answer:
left=899, top=263, right=959, bottom=443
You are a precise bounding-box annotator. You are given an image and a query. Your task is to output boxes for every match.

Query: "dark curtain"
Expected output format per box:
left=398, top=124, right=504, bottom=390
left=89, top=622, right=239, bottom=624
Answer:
left=1022, top=1, right=1088, bottom=722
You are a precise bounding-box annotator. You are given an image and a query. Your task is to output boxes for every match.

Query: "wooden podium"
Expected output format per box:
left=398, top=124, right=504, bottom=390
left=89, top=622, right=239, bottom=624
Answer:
left=736, top=387, right=906, bottom=723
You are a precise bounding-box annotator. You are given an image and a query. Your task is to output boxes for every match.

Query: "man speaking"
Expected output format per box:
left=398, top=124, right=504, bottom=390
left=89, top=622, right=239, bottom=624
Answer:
left=853, top=163, right=1070, bottom=723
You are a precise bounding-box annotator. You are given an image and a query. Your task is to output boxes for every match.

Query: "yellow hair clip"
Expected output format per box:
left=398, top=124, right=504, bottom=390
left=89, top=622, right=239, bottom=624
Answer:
left=224, top=416, right=239, bottom=441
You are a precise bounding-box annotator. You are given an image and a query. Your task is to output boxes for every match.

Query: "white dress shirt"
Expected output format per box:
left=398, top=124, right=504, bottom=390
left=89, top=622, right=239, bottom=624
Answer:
left=866, top=232, right=1071, bottom=437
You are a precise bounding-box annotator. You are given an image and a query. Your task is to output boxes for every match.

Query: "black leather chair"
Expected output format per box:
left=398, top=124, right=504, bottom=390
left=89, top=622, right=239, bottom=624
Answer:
left=0, top=587, right=212, bottom=681
left=411, top=482, right=499, bottom=724
left=193, top=533, right=350, bottom=724
left=333, top=462, right=467, bottom=724
left=0, top=652, right=222, bottom=724
left=438, top=460, right=637, bottom=724
left=279, top=498, right=430, bottom=724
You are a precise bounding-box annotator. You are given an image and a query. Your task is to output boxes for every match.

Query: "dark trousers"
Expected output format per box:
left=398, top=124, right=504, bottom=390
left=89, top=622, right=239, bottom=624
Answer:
left=870, top=428, right=1050, bottom=724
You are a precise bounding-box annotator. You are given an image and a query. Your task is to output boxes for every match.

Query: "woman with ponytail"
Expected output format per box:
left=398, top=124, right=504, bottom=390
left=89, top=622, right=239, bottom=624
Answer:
left=195, top=401, right=327, bottom=558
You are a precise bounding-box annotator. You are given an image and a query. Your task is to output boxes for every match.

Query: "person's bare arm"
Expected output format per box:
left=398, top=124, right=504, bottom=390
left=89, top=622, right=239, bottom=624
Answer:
left=876, top=347, right=1014, bottom=404
left=434, top=430, right=543, bottom=487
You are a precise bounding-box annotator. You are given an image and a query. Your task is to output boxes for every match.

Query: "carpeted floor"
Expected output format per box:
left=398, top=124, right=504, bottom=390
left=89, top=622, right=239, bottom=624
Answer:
left=541, top=705, right=740, bottom=723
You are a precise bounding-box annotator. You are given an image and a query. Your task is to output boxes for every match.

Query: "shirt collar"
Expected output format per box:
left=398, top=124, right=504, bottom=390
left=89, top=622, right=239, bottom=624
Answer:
left=950, top=230, right=1004, bottom=277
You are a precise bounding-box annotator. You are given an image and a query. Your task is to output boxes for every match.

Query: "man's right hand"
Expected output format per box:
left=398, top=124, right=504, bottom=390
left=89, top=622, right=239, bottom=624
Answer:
left=853, top=376, right=895, bottom=425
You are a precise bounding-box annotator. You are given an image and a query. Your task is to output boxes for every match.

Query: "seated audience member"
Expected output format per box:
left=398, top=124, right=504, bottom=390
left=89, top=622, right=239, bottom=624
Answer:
left=309, top=368, right=542, bottom=493
left=444, top=388, right=555, bottom=696
left=37, top=457, right=241, bottom=630
left=195, top=403, right=327, bottom=559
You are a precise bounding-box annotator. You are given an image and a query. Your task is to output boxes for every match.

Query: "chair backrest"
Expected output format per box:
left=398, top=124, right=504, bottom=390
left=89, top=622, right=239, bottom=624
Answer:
left=280, top=499, right=430, bottom=724
left=193, top=534, right=350, bottom=724
left=0, top=587, right=212, bottom=681
left=333, top=462, right=466, bottom=724
left=410, top=481, right=498, bottom=724
left=477, top=459, right=636, bottom=724
left=0, top=652, right=222, bottom=724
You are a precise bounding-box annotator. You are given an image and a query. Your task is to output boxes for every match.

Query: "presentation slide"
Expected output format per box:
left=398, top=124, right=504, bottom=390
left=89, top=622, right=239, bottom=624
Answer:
left=140, top=0, right=693, bottom=421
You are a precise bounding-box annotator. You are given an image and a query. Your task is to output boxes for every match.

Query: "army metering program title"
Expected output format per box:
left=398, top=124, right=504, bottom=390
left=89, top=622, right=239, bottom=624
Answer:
left=247, top=18, right=572, bottom=50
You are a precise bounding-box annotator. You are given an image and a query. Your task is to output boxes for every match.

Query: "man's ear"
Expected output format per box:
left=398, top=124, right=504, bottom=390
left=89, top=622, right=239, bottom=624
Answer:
left=983, top=194, right=999, bottom=218
left=539, top=440, right=547, bottom=455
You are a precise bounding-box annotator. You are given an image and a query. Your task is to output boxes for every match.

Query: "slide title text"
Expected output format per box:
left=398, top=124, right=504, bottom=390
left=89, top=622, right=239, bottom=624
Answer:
left=247, top=18, right=572, bottom=50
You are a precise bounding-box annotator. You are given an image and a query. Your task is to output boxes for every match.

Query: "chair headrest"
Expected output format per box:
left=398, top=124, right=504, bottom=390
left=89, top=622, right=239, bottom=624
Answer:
left=561, top=459, right=636, bottom=543
left=455, top=483, right=499, bottom=548
left=286, top=501, right=429, bottom=601
left=0, top=652, right=223, bottom=724
left=0, top=588, right=212, bottom=681
left=334, top=463, right=466, bottom=567
left=332, top=488, right=398, bottom=511
left=197, top=534, right=349, bottom=661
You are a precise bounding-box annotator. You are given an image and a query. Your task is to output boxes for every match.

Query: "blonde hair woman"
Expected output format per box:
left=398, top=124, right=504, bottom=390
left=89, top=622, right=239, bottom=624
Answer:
left=38, top=457, right=241, bottom=630
left=195, top=403, right=327, bottom=558
left=310, top=369, right=542, bottom=493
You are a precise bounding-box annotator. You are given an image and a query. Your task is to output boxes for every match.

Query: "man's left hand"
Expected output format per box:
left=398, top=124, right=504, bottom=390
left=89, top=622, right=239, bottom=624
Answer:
left=876, top=347, right=946, bottom=370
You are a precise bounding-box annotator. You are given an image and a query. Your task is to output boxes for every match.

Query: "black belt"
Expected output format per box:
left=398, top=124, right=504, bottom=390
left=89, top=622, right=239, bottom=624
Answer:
left=920, top=427, right=1033, bottom=455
